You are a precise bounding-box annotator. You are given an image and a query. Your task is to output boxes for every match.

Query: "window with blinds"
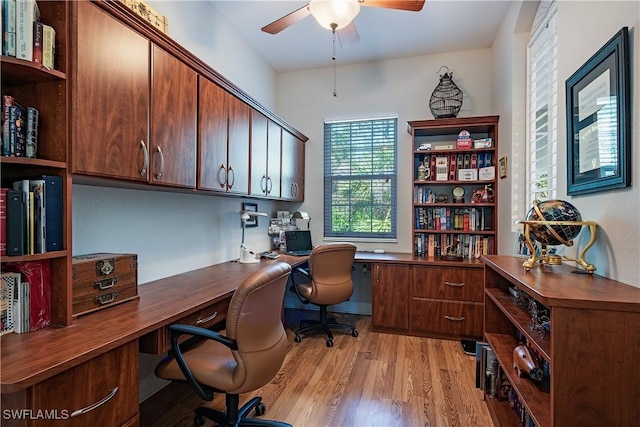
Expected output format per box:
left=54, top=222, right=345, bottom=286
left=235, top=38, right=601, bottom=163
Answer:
left=527, top=2, right=558, bottom=207
left=323, top=117, right=397, bottom=239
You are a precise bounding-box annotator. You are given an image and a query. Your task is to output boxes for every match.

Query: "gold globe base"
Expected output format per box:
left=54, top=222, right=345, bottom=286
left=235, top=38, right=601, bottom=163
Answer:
left=520, top=220, right=597, bottom=274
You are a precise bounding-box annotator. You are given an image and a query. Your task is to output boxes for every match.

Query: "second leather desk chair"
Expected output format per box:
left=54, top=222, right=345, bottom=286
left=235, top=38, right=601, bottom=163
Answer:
left=290, top=242, right=358, bottom=347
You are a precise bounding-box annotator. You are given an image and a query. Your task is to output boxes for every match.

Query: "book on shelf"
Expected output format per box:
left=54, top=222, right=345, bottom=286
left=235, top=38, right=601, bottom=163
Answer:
left=0, top=187, right=7, bottom=257
left=6, top=103, right=27, bottom=157
left=15, top=0, right=40, bottom=61
left=2, top=0, right=17, bottom=56
left=29, top=175, right=63, bottom=252
left=2, top=95, right=15, bottom=156
left=12, top=179, right=32, bottom=254
left=30, top=179, right=45, bottom=253
left=41, top=22, right=55, bottom=69
left=6, top=189, right=25, bottom=255
left=0, top=271, right=16, bottom=335
left=13, top=272, right=29, bottom=333
left=5, top=260, right=51, bottom=331
left=25, top=106, right=38, bottom=158
left=32, top=20, right=43, bottom=63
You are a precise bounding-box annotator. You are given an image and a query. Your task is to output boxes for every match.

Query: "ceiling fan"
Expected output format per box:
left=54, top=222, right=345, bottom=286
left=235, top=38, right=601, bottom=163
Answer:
left=262, top=0, right=425, bottom=44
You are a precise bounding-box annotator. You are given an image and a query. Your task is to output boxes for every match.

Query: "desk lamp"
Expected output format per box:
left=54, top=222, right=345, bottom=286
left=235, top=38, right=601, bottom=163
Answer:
left=239, top=210, right=268, bottom=263
left=292, top=211, right=311, bottom=230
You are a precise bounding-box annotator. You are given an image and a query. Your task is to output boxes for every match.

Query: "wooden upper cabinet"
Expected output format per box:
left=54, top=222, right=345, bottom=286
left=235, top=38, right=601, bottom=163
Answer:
left=198, top=78, right=249, bottom=195
left=150, top=46, right=197, bottom=188
left=198, top=76, right=228, bottom=192
left=267, top=120, right=282, bottom=198
left=281, top=129, right=305, bottom=201
left=250, top=111, right=282, bottom=198
left=71, top=0, right=149, bottom=181
left=227, top=95, right=250, bottom=195
left=250, top=110, right=268, bottom=197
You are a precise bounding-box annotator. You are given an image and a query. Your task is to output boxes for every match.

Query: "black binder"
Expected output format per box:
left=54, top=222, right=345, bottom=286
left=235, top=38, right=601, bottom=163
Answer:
left=6, top=189, right=25, bottom=256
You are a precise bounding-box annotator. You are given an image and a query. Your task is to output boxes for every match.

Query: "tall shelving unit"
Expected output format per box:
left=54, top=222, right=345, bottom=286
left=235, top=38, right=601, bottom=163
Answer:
left=1, top=1, right=73, bottom=326
left=408, top=115, right=499, bottom=260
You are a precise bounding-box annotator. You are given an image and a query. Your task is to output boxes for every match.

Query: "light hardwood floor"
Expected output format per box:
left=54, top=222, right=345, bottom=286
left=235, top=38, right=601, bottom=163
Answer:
left=140, top=309, right=493, bottom=427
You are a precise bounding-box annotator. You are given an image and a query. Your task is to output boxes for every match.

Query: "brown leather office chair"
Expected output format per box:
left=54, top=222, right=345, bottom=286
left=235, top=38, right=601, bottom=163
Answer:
left=155, top=262, right=292, bottom=427
left=290, top=242, right=358, bottom=347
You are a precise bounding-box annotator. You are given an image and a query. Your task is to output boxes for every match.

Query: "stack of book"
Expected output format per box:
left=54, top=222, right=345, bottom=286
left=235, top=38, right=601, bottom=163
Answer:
left=2, top=95, right=39, bottom=158
left=2, top=175, right=62, bottom=257
left=2, top=0, right=56, bottom=68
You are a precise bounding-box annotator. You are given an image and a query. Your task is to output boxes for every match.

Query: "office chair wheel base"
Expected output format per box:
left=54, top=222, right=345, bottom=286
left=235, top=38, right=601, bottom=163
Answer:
left=193, top=414, right=205, bottom=427
left=255, top=402, right=267, bottom=416
left=294, top=334, right=302, bottom=343
left=326, top=338, right=333, bottom=347
left=352, top=329, right=359, bottom=337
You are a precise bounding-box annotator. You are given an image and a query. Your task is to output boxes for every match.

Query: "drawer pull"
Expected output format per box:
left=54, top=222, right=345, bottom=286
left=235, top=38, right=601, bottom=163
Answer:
left=94, top=277, right=118, bottom=290
left=95, top=291, right=118, bottom=305
left=444, top=315, right=466, bottom=322
left=444, top=281, right=465, bottom=287
left=196, top=311, right=218, bottom=325
left=70, top=387, right=118, bottom=417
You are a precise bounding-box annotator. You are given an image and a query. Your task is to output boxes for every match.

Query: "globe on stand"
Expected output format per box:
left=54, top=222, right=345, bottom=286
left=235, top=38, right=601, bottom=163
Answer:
left=520, top=199, right=597, bottom=273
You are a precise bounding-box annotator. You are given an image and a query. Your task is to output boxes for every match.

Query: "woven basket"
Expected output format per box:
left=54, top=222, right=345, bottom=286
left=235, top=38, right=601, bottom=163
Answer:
left=429, top=70, right=463, bottom=119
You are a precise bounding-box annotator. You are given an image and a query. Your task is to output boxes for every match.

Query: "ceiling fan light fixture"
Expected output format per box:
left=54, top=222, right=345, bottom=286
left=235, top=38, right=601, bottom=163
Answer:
left=309, top=0, right=361, bottom=30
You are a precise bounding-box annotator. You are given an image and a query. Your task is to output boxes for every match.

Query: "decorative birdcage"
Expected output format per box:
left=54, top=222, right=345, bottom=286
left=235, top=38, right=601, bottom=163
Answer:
left=429, top=66, right=463, bottom=119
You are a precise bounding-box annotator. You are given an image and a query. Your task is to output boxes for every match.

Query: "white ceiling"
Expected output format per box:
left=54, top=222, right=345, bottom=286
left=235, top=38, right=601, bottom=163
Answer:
left=210, top=0, right=513, bottom=73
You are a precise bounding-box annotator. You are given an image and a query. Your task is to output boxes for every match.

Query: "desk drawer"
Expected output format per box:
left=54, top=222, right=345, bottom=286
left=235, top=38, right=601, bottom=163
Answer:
left=411, top=266, right=483, bottom=302
left=1, top=341, right=139, bottom=426
left=411, top=299, right=483, bottom=339
left=139, top=298, right=229, bottom=354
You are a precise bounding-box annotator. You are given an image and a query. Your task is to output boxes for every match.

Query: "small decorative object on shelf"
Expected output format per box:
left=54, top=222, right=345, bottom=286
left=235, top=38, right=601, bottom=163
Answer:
left=520, top=199, right=597, bottom=273
left=513, top=343, right=544, bottom=382
left=471, top=184, right=494, bottom=204
left=429, top=66, right=463, bottom=119
left=120, top=0, right=169, bottom=34
left=456, top=130, right=472, bottom=149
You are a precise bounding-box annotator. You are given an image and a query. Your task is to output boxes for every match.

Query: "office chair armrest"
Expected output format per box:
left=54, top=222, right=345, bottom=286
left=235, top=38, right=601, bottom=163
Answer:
left=289, top=266, right=312, bottom=304
left=169, top=323, right=238, bottom=350
left=167, top=324, right=238, bottom=402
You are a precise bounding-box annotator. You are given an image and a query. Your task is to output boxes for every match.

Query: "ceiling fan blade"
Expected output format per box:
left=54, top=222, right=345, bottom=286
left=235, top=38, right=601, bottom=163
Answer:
left=337, top=21, right=360, bottom=46
left=361, top=0, right=425, bottom=12
left=261, top=4, right=311, bottom=34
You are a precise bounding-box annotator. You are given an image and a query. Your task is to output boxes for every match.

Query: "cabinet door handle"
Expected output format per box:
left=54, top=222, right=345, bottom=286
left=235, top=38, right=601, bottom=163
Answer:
left=445, top=281, right=465, bottom=287
left=444, top=315, right=466, bottom=322
left=261, top=175, right=267, bottom=193
left=375, top=265, right=379, bottom=283
left=227, top=166, right=235, bottom=189
left=70, top=387, right=118, bottom=417
left=154, top=146, right=164, bottom=179
left=139, top=140, right=149, bottom=176
left=267, top=176, right=273, bottom=194
left=195, top=311, right=218, bottom=325
left=217, top=164, right=227, bottom=188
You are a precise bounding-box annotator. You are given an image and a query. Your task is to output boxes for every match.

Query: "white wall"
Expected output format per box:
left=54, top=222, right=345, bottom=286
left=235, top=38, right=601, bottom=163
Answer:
left=553, top=1, right=639, bottom=286
left=277, top=51, right=493, bottom=255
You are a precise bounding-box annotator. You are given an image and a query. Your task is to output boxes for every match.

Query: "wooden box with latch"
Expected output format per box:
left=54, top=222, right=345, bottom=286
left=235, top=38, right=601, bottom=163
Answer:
left=72, top=253, right=139, bottom=317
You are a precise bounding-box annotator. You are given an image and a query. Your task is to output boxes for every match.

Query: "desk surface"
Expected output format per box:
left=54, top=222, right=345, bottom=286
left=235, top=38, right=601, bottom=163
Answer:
left=0, top=252, right=482, bottom=392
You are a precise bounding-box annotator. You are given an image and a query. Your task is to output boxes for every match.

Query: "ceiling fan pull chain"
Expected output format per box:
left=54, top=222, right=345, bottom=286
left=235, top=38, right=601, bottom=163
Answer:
left=332, top=24, right=337, bottom=97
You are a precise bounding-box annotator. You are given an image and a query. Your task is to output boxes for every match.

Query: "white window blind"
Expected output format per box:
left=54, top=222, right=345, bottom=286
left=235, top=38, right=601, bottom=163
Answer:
left=323, top=117, right=397, bottom=239
left=527, top=2, right=558, bottom=208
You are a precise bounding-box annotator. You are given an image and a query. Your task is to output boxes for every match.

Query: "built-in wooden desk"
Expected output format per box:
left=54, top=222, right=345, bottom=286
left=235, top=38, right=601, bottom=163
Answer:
left=0, top=251, right=481, bottom=426
left=0, top=255, right=306, bottom=426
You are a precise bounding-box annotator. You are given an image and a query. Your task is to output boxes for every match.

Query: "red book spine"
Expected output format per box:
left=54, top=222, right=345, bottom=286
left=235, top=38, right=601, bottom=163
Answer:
left=6, top=260, right=51, bottom=331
